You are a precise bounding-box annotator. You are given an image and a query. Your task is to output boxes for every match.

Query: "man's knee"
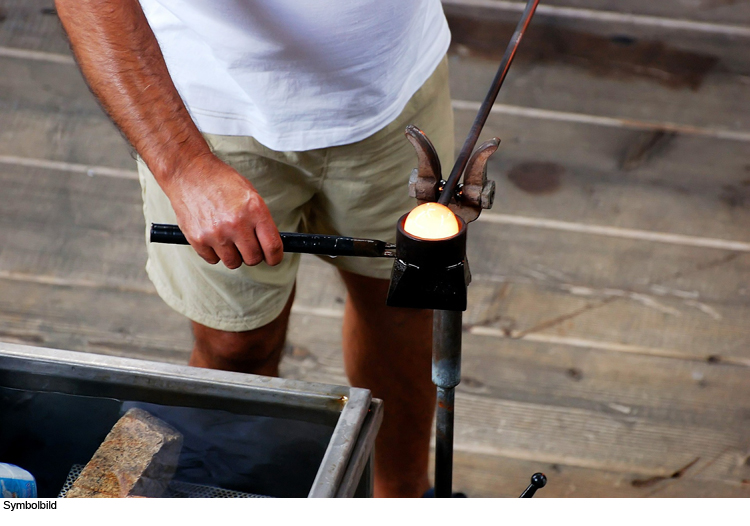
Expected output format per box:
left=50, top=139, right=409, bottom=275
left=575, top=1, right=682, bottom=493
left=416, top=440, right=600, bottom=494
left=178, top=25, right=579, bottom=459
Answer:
left=190, top=323, right=286, bottom=376
left=190, top=321, right=287, bottom=375
left=189, top=287, right=296, bottom=375
left=197, top=322, right=281, bottom=356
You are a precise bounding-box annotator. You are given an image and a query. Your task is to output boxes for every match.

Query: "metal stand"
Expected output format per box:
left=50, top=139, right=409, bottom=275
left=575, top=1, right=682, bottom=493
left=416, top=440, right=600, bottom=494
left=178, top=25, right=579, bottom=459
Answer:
left=432, top=310, right=462, bottom=498
left=426, top=0, right=540, bottom=498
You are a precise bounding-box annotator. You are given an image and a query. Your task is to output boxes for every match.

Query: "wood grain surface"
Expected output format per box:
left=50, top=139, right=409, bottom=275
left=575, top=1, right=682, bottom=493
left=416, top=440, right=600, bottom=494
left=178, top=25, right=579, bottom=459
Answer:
left=1, top=0, right=749, bottom=497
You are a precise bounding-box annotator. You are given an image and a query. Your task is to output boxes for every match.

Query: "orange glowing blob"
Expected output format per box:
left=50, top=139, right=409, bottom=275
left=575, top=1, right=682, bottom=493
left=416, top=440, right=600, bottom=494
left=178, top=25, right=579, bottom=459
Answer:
left=403, top=203, right=460, bottom=240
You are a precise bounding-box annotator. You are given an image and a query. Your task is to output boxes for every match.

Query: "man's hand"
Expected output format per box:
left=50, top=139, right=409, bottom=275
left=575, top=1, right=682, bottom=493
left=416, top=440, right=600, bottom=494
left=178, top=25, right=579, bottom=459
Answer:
left=55, top=0, right=281, bottom=268
left=165, top=154, right=283, bottom=269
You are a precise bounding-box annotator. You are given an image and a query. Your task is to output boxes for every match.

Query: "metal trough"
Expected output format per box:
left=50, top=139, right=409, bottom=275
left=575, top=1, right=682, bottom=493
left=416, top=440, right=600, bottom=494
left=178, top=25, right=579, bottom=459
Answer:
left=0, top=342, right=382, bottom=498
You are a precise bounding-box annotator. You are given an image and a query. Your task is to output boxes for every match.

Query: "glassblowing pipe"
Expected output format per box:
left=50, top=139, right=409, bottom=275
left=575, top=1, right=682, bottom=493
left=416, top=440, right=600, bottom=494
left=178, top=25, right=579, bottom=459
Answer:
left=150, top=223, right=396, bottom=258
left=438, top=0, right=540, bottom=206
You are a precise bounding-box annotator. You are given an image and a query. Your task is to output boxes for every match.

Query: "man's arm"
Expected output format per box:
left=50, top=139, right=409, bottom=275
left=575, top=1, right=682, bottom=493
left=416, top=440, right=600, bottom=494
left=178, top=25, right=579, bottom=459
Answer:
left=55, top=0, right=283, bottom=269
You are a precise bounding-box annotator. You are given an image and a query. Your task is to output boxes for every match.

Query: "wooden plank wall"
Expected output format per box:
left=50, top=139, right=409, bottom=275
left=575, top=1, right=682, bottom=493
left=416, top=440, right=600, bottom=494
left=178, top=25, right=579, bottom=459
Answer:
left=1, top=0, right=749, bottom=497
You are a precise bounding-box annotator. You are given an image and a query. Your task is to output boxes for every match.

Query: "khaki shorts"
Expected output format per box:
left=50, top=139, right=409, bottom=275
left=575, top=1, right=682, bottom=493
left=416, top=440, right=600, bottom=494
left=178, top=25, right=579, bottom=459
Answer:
left=139, top=56, right=454, bottom=331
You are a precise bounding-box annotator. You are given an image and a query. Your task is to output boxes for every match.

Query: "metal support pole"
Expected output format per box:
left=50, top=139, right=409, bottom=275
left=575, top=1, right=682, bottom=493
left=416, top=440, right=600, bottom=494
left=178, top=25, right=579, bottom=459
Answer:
left=432, top=309, right=462, bottom=498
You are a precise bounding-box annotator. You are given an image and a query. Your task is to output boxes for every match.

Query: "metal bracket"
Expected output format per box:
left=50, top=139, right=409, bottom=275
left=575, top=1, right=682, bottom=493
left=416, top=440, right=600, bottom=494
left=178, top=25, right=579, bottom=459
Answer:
left=451, top=138, right=499, bottom=223
left=406, top=124, right=442, bottom=204
left=405, top=125, right=499, bottom=223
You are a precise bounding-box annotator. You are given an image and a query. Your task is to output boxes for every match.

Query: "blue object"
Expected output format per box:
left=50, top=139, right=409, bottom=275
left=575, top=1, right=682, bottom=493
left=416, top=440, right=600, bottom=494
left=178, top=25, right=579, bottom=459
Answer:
left=0, top=463, right=37, bottom=498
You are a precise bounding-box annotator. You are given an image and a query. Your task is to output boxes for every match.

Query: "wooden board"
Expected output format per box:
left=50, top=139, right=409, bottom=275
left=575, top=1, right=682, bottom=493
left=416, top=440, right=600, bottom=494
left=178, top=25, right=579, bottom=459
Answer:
left=448, top=54, right=750, bottom=132
left=442, top=0, right=750, bottom=33
left=5, top=0, right=749, bottom=60
left=3, top=277, right=748, bottom=496
left=0, top=277, right=190, bottom=362
left=2, top=160, right=747, bottom=365
left=0, top=57, right=133, bottom=168
left=464, top=223, right=750, bottom=309
left=294, top=244, right=750, bottom=362
left=448, top=450, right=750, bottom=498
left=0, top=1, right=70, bottom=55
left=458, top=114, right=750, bottom=240
left=0, top=164, right=147, bottom=288
left=284, top=308, right=750, bottom=426
left=3, top=53, right=749, bottom=242
left=2, top=2, right=750, bottom=497
left=528, top=0, right=750, bottom=25
left=4, top=46, right=749, bottom=162
left=285, top=311, right=750, bottom=490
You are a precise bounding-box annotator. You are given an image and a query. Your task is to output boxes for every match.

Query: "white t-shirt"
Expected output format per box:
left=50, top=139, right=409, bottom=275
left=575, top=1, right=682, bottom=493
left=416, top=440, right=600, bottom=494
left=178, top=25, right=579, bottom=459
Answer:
left=138, top=1, right=451, bottom=151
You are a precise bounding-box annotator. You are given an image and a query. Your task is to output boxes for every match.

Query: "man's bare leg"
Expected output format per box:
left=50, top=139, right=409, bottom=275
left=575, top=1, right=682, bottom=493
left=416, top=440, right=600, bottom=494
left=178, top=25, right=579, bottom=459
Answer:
left=339, top=269, right=435, bottom=498
left=189, top=287, right=295, bottom=377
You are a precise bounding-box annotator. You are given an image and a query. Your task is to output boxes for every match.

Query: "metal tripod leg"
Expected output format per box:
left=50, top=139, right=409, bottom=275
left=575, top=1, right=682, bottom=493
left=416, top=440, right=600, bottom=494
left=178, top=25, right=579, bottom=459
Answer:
left=432, top=309, right=462, bottom=498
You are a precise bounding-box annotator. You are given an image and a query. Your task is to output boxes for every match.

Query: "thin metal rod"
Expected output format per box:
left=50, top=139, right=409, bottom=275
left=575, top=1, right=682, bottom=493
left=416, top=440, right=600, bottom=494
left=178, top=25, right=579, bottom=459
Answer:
left=435, top=387, right=455, bottom=497
left=432, top=310, right=462, bottom=498
left=438, top=0, right=540, bottom=206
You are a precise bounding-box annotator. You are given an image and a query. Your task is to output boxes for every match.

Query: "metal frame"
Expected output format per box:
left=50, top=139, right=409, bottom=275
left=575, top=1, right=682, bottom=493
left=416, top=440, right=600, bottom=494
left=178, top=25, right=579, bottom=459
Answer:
left=0, top=342, right=381, bottom=498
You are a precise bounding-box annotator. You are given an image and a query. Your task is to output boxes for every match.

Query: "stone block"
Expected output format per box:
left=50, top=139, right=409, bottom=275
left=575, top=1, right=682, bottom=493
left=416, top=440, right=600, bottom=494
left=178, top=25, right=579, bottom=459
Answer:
left=66, top=407, right=183, bottom=498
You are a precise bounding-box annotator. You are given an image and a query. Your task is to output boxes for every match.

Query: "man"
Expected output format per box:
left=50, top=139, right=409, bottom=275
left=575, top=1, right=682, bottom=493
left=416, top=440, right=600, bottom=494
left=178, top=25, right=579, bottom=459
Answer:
left=55, top=0, right=454, bottom=497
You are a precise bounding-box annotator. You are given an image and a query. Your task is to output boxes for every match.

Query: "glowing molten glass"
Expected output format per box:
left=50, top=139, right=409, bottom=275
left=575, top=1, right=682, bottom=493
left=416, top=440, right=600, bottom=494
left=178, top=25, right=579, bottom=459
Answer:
left=403, top=203, right=460, bottom=240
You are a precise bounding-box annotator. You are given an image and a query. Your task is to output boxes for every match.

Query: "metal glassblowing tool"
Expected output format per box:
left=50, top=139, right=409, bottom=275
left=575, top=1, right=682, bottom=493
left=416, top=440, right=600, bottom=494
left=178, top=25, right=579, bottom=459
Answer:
left=384, top=0, right=543, bottom=498
left=150, top=224, right=396, bottom=259
left=150, top=0, right=544, bottom=498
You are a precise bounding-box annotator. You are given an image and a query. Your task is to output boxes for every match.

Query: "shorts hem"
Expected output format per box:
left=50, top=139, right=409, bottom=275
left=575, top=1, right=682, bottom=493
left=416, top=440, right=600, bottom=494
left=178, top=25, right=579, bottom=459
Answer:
left=317, top=256, right=394, bottom=281
left=146, top=261, right=293, bottom=332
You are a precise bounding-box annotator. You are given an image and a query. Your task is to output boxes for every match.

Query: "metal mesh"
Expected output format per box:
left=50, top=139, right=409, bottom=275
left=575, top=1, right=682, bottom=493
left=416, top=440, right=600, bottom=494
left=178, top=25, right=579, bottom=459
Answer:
left=58, top=464, right=268, bottom=498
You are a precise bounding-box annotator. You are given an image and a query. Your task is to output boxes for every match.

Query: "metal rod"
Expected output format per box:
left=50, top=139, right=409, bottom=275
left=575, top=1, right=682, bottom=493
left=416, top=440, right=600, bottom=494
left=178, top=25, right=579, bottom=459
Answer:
left=438, top=0, right=540, bottom=206
left=432, top=309, right=462, bottom=497
left=434, top=387, right=455, bottom=497
left=519, top=472, right=547, bottom=498
left=150, top=223, right=395, bottom=258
